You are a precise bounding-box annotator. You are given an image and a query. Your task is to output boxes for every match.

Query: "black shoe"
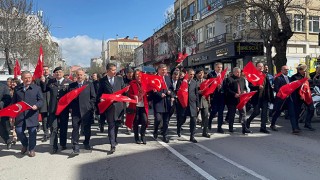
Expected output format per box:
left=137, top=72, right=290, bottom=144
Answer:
left=304, top=125, right=315, bottom=131
left=61, top=146, right=67, bottom=150
left=6, top=141, right=12, bottom=150
left=246, top=120, right=251, bottom=129
left=242, top=128, right=252, bottom=134
left=297, top=127, right=301, bottom=131
left=259, top=128, right=270, bottom=134
left=228, top=129, right=234, bottom=133
left=51, top=148, right=58, bottom=154
left=141, top=136, right=146, bottom=144
left=153, top=133, right=158, bottom=139
left=110, top=147, right=116, bottom=154
left=217, top=128, right=224, bottom=134
left=72, top=146, right=80, bottom=154
left=270, top=125, right=278, bottom=131
left=177, top=133, right=181, bottom=137
left=202, top=133, right=211, bottom=138
left=135, top=140, right=142, bottom=144
left=292, top=129, right=300, bottom=135
left=190, top=137, right=198, bottom=143
left=84, top=144, right=92, bottom=150
left=41, top=135, right=48, bottom=142
left=99, top=124, right=104, bottom=133
left=163, top=136, right=169, bottom=143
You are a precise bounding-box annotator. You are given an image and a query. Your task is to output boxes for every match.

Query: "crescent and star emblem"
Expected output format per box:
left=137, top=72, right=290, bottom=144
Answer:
left=248, top=74, right=260, bottom=82
left=13, top=104, right=22, bottom=113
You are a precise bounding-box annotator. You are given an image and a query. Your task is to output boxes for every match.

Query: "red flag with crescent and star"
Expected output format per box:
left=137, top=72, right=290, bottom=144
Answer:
left=14, top=59, right=21, bottom=78
left=177, top=74, right=189, bottom=108
left=202, top=68, right=228, bottom=98
left=32, top=45, right=44, bottom=80
left=55, top=85, right=88, bottom=115
left=299, top=80, right=312, bottom=105
left=243, top=61, right=266, bottom=86
left=199, top=78, right=216, bottom=92
left=176, top=52, right=188, bottom=63
left=100, top=94, right=137, bottom=109
left=236, top=91, right=257, bottom=110
left=141, top=73, right=166, bottom=92
left=98, top=86, right=130, bottom=114
left=0, top=101, right=32, bottom=118
left=277, top=78, right=308, bottom=100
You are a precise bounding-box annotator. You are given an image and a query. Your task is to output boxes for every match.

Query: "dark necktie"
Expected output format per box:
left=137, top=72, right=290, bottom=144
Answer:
left=78, top=83, right=83, bottom=88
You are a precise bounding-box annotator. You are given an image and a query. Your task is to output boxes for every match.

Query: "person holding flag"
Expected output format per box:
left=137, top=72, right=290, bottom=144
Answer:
left=176, top=69, right=199, bottom=142
left=246, top=62, right=274, bottom=134
left=68, top=69, right=96, bottom=154
left=97, top=63, right=125, bottom=153
left=151, top=64, right=174, bottom=143
left=225, top=67, right=251, bottom=134
left=12, top=71, right=43, bottom=157
left=270, top=65, right=300, bottom=134
left=291, top=64, right=315, bottom=131
left=41, top=67, right=72, bottom=154
left=0, top=80, right=12, bottom=149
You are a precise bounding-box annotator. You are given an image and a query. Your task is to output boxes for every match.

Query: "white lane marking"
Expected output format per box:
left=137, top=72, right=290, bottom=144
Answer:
left=180, top=134, right=269, bottom=180
left=146, top=131, right=216, bottom=180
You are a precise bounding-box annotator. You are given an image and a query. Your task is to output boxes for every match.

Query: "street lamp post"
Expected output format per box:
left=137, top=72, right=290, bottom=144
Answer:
left=179, top=0, right=183, bottom=52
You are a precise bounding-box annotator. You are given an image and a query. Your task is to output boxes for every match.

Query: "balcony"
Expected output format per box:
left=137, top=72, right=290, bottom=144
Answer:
left=204, top=33, right=228, bottom=48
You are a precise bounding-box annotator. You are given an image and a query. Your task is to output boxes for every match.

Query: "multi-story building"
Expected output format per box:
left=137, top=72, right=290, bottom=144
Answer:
left=102, top=36, right=142, bottom=69
left=90, top=57, right=103, bottom=68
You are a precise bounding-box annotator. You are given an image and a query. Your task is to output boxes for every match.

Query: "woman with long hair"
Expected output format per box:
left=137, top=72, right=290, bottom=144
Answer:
left=125, top=69, right=149, bottom=144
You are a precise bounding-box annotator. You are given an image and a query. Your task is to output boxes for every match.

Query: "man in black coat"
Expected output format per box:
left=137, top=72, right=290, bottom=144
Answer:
left=246, top=62, right=274, bottom=134
left=270, top=65, right=299, bottom=134
left=176, top=69, right=199, bottom=143
left=225, top=67, right=251, bottom=134
left=12, top=71, right=43, bottom=157
left=69, top=69, right=96, bottom=154
left=0, top=81, right=12, bottom=149
left=150, top=64, right=174, bottom=143
left=207, top=62, right=225, bottom=133
left=97, top=63, right=125, bottom=153
left=41, top=67, right=72, bottom=154
left=36, top=65, right=53, bottom=142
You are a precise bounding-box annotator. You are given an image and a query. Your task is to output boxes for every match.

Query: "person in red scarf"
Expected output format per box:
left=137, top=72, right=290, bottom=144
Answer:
left=126, top=70, right=149, bottom=144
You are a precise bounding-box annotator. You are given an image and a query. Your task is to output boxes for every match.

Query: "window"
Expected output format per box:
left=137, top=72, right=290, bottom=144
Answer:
left=189, top=2, right=195, bottom=17
left=309, top=16, right=320, bottom=32
left=197, top=0, right=205, bottom=13
left=182, top=8, right=187, bottom=21
left=294, top=14, right=305, bottom=32
left=206, top=23, right=215, bottom=39
left=196, top=27, right=204, bottom=43
left=236, top=13, right=246, bottom=31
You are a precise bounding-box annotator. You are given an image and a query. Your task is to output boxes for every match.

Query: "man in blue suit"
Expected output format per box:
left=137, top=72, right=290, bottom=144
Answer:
left=12, top=71, right=43, bottom=157
left=151, top=64, right=174, bottom=143
left=270, top=65, right=298, bottom=134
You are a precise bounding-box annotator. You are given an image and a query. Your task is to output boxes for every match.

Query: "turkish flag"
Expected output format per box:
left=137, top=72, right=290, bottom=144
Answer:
left=201, top=68, right=227, bottom=98
left=176, top=52, right=188, bottom=63
left=199, top=78, right=216, bottom=91
left=14, top=59, right=21, bottom=78
left=236, top=91, right=257, bottom=110
left=177, top=74, right=189, bottom=108
left=98, top=86, right=130, bottom=114
left=243, top=61, right=266, bottom=86
left=276, top=78, right=308, bottom=100
left=68, top=69, right=73, bottom=81
left=141, top=73, right=166, bottom=92
left=55, top=85, right=88, bottom=115
left=299, top=80, right=313, bottom=105
left=32, top=45, right=44, bottom=80
left=274, top=72, right=282, bottom=79
left=0, top=101, right=32, bottom=118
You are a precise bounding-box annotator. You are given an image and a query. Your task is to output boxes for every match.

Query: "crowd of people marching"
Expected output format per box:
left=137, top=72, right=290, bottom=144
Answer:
left=0, top=61, right=318, bottom=157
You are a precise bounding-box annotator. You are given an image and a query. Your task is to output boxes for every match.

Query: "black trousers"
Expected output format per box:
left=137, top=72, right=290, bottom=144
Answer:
left=247, top=100, right=269, bottom=130
left=154, top=112, right=169, bottom=137
left=199, top=107, right=209, bottom=134
left=177, top=115, right=196, bottom=138
left=41, top=112, right=49, bottom=136
left=105, top=106, right=119, bottom=148
left=133, top=107, right=147, bottom=139
left=0, top=117, right=10, bottom=143
left=226, top=104, right=246, bottom=130
left=271, top=98, right=297, bottom=130
left=72, top=115, right=91, bottom=147
left=49, top=112, right=69, bottom=149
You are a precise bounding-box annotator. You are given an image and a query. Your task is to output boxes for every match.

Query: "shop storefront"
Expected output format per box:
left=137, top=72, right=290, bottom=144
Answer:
left=185, top=42, right=264, bottom=71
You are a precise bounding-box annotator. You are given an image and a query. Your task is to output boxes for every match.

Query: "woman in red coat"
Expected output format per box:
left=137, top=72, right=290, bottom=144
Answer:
left=125, top=69, right=149, bottom=144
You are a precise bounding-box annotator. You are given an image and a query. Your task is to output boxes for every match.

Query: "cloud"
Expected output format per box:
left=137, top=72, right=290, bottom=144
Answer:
left=52, top=35, right=101, bottom=67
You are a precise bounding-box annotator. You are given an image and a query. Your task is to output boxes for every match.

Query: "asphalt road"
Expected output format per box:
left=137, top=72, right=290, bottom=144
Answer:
left=1, top=113, right=320, bottom=180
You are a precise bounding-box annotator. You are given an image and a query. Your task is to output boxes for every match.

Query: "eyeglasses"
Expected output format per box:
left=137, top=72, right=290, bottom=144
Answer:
left=189, top=74, right=195, bottom=75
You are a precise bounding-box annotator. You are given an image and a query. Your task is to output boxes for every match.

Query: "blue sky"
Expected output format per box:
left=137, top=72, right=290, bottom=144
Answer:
left=34, top=0, right=174, bottom=66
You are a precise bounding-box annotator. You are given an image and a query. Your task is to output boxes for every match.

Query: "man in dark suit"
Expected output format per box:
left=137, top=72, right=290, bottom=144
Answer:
left=225, top=67, right=251, bottom=134
left=176, top=69, right=199, bottom=142
left=195, top=69, right=210, bottom=138
left=36, top=65, right=53, bottom=142
left=246, top=62, right=274, bottom=134
left=97, top=63, right=125, bottom=153
left=69, top=69, right=96, bottom=154
left=13, top=71, right=43, bottom=157
left=0, top=81, right=12, bottom=149
left=270, top=65, right=299, bottom=134
left=151, top=64, right=174, bottom=143
left=207, top=62, right=225, bottom=133
left=169, top=71, right=179, bottom=120
left=41, top=67, right=72, bottom=154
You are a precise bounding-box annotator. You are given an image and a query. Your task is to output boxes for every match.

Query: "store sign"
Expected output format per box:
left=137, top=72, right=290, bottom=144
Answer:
left=216, top=48, right=229, bottom=57
left=235, top=42, right=264, bottom=56
left=190, top=56, right=208, bottom=64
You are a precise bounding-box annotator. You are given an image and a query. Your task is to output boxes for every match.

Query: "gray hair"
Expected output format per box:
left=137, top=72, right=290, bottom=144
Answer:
left=233, top=67, right=241, bottom=73
left=214, top=62, right=222, bottom=67
left=21, top=71, right=32, bottom=77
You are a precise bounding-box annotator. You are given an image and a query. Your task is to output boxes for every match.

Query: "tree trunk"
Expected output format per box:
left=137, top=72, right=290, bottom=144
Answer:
left=273, top=41, right=288, bottom=73
left=5, top=47, right=13, bottom=75
left=265, top=43, right=273, bottom=74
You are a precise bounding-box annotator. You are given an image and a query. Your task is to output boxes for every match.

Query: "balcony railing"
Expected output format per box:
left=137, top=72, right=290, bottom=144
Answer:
left=204, top=33, right=227, bottom=48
